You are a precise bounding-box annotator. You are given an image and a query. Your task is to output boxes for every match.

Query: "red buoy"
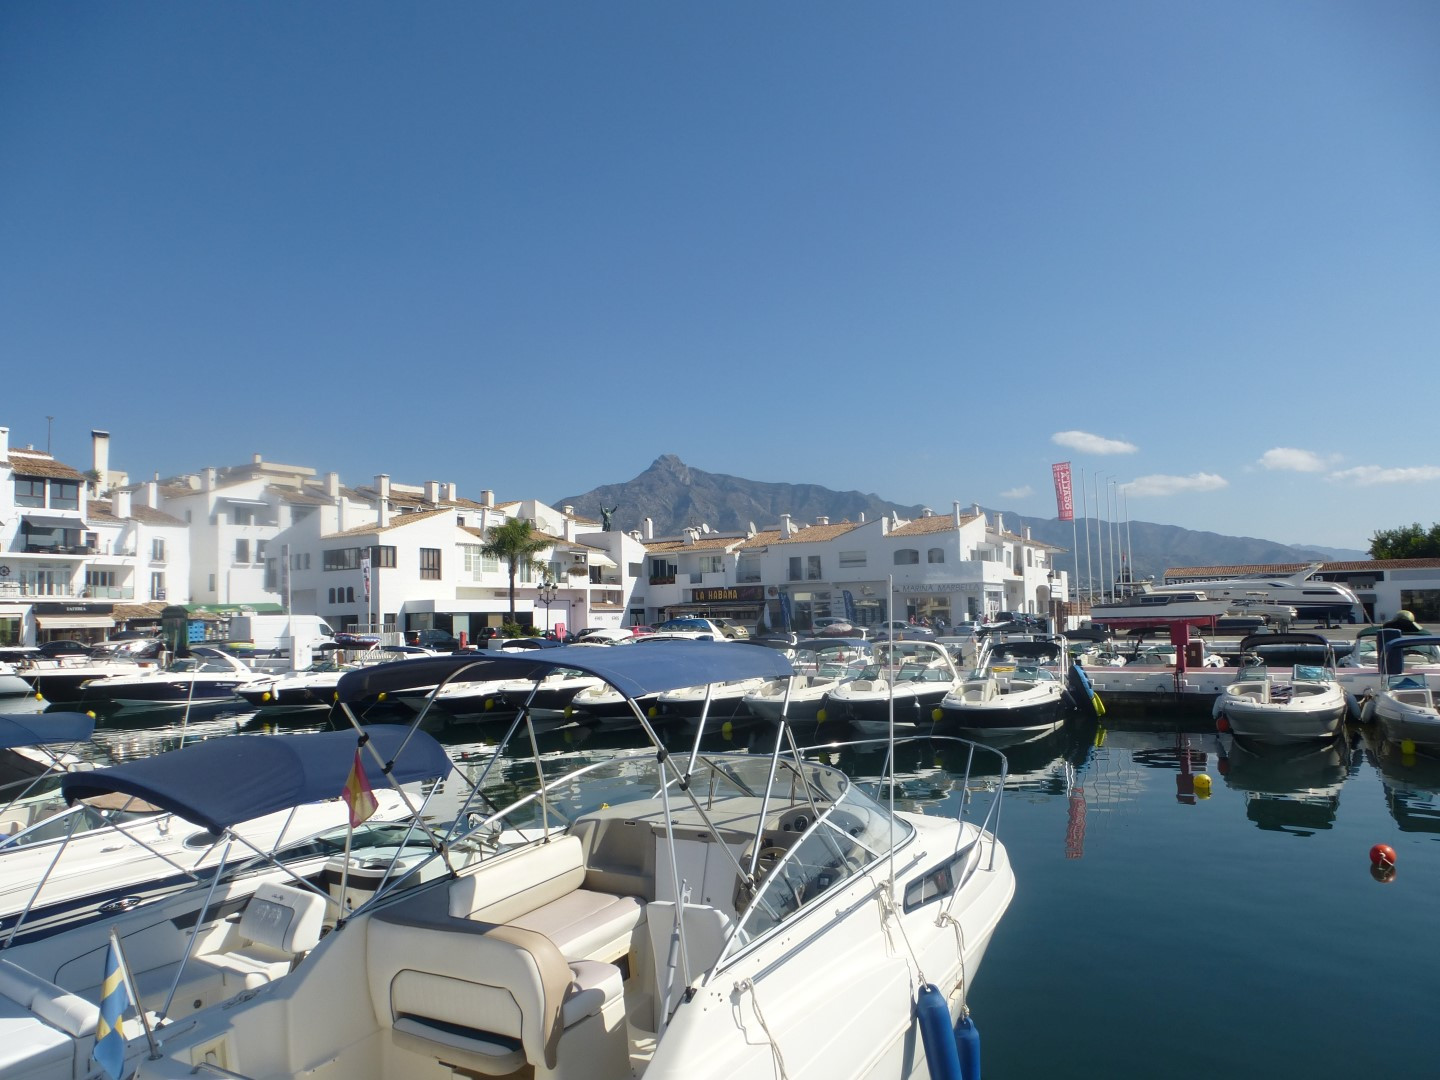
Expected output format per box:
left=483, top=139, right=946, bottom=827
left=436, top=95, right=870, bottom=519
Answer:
left=1370, top=843, right=1397, bottom=868
left=1215, top=715, right=1230, bottom=733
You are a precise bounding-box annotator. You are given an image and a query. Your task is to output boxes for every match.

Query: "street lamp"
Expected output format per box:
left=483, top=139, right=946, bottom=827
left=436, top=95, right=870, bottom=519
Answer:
left=537, top=580, right=558, bottom=639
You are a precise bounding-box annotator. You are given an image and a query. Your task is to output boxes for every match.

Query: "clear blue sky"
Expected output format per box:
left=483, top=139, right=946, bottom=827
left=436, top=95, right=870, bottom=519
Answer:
left=4, top=2, right=1437, bottom=552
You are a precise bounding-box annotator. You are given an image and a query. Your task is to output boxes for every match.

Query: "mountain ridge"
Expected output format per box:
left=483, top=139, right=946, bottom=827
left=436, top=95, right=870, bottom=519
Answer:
left=554, top=455, right=1368, bottom=583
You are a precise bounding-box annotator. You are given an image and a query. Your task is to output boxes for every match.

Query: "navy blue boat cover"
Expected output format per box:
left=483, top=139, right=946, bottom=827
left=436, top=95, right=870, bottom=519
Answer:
left=60, top=726, right=451, bottom=834
left=0, top=712, right=95, bottom=749
left=335, top=640, right=795, bottom=705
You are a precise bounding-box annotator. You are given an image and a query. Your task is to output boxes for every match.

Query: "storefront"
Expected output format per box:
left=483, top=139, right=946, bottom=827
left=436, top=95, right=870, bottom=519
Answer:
left=662, top=585, right=766, bottom=628
left=32, top=602, right=115, bottom=645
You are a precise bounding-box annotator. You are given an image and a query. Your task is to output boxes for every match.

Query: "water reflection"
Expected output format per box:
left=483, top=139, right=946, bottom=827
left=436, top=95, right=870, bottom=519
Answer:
left=1361, top=726, right=1440, bottom=833
left=1218, top=737, right=1352, bottom=834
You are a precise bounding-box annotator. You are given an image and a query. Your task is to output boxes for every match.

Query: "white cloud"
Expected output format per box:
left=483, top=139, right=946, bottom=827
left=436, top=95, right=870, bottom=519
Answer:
left=1050, top=430, right=1138, bottom=455
left=1124, top=472, right=1228, bottom=497
left=1257, top=447, right=1329, bottom=473
left=1329, top=464, right=1440, bottom=485
left=1000, top=485, right=1033, bottom=500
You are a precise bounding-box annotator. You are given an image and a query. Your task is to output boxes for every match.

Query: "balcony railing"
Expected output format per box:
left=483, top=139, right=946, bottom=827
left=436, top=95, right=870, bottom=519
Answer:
left=21, top=544, right=96, bottom=556
left=649, top=575, right=675, bottom=586
left=83, top=585, right=136, bottom=600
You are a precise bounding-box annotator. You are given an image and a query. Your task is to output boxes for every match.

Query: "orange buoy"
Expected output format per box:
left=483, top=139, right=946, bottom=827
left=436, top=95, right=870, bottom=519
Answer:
left=1215, top=715, right=1230, bottom=733
left=1370, top=843, right=1397, bottom=868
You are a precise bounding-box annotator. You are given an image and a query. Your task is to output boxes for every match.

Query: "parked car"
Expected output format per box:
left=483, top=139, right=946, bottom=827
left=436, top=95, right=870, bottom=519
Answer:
left=713, top=618, right=750, bottom=640
left=627, top=625, right=655, bottom=637
left=405, top=628, right=460, bottom=651
left=870, top=620, right=936, bottom=641
left=37, top=640, right=92, bottom=658
left=653, top=617, right=729, bottom=641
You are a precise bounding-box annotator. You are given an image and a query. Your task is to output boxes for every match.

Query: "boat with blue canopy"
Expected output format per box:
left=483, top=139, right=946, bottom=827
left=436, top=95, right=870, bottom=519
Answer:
left=113, top=639, right=1014, bottom=1080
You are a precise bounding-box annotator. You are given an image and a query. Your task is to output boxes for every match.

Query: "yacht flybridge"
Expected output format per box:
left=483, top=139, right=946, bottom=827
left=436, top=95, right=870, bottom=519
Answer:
left=23, top=641, right=1016, bottom=1080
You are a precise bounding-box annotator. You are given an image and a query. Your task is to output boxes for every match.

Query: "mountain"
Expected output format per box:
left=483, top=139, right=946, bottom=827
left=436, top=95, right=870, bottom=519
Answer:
left=555, top=454, right=927, bottom=537
left=554, top=456, right=1368, bottom=580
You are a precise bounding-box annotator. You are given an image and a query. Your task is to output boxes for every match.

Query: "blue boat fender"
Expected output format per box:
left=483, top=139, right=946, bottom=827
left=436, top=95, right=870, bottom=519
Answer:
left=916, top=983, right=962, bottom=1080
left=956, top=1011, right=982, bottom=1080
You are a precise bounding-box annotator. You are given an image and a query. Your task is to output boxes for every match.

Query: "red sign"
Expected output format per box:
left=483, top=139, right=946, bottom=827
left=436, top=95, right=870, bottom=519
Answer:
left=1052, top=462, right=1074, bottom=521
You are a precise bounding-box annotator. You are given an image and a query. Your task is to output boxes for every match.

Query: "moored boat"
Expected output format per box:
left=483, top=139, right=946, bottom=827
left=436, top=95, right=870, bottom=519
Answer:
left=1213, top=634, right=1348, bottom=743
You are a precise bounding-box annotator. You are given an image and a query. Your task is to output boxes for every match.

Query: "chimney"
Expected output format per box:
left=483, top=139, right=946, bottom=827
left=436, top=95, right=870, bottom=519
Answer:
left=145, top=481, right=159, bottom=508
left=424, top=480, right=440, bottom=504
left=0, top=426, right=8, bottom=458
left=881, top=517, right=889, bottom=535
left=375, top=474, right=391, bottom=499
left=375, top=474, right=391, bottom=528
left=204, top=467, right=217, bottom=491
left=115, top=488, right=132, bottom=518
left=1025, top=526, right=1032, bottom=540
left=644, top=517, right=654, bottom=540
left=565, top=517, right=575, bottom=542
left=995, top=513, right=1005, bottom=534
left=954, top=502, right=964, bottom=532
left=445, top=482, right=457, bottom=501
left=684, top=528, right=697, bottom=545
left=325, top=471, right=340, bottom=497
left=921, top=507, right=933, bottom=518
left=253, top=453, right=263, bottom=464
left=90, top=430, right=110, bottom=492
left=781, top=514, right=793, bottom=538
left=972, top=503, right=982, bottom=517
left=859, top=512, right=866, bottom=523
left=563, top=505, right=574, bottom=516
left=481, top=489, right=495, bottom=508
left=816, top=516, right=829, bottom=526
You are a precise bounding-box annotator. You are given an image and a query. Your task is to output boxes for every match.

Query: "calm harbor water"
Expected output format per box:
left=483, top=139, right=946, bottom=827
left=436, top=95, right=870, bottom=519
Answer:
left=48, top=700, right=1440, bottom=1079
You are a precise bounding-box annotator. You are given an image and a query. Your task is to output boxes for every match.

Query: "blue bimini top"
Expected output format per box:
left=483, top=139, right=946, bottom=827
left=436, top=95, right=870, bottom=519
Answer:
left=60, top=726, right=451, bottom=834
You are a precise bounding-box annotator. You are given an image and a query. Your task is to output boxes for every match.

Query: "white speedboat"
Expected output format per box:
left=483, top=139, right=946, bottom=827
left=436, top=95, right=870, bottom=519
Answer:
left=235, top=658, right=353, bottom=712
left=1359, top=633, right=1440, bottom=753
left=935, top=638, right=1070, bottom=737
left=743, top=638, right=872, bottom=722
left=0, top=713, right=96, bottom=842
left=77, top=647, right=262, bottom=710
left=1150, top=563, right=1364, bottom=624
left=822, top=639, right=963, bottom=732
left=0, top=725, right=455, bottom=1080
left=1213, top=634, right=1348, bottom=743
left=106, top=641, right=1014, bottom=1080
left=1088, top=586, right=1231, bottom=631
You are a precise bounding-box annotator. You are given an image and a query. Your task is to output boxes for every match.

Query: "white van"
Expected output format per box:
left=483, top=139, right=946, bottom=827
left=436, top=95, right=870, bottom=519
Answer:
left=227, top=614, right=335, bottom=667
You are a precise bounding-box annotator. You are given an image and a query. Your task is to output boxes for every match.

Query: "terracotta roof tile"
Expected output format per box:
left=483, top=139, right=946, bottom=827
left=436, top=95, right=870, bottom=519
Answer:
left=644, top=536, right=744, bottom=554
left=325, top=506, right=453, bottom=539
left=4, top=450, right=85, bottom=480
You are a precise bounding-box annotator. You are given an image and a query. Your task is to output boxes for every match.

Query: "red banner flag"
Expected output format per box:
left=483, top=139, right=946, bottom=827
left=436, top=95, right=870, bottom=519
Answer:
left=342, top=749, right=378, bottom=827
left=1052, top=462, right=1074, bottom=521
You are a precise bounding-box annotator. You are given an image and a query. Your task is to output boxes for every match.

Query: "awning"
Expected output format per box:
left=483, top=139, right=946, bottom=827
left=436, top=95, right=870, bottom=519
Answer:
left=580, top=550, right=617, bottom=569
left=61, top=726, right=453, bottom=835
left=36, top=615, right=115, bottom=630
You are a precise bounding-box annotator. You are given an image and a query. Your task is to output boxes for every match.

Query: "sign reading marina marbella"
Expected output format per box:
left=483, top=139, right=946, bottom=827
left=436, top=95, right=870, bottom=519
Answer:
left=904, top=583, right=982, bottom=594
left=690, top=586, right=765, bottom=603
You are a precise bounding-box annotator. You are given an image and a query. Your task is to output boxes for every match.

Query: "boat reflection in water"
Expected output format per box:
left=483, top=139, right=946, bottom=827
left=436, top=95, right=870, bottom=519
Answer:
left=1362, top=725, right=1440, bottom=834
left=1217, top=734, right=1352, bottom=834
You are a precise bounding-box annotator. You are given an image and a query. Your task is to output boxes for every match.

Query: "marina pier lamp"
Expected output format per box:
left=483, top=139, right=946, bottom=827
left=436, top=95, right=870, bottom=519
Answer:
left=537, top=580, right=558, bottom=638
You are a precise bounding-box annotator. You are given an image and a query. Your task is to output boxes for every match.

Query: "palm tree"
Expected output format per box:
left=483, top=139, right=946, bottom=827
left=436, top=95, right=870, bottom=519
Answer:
left=480, top=516, right=552, bottom=626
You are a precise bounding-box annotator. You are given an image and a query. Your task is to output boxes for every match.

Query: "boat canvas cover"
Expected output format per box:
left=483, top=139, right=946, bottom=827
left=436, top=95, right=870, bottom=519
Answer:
left=0, top=712, right=95, bottom=749
left=59, top=727, right=451, bottom=834
left=1381, top=633, right=1440, bottom=677
left=335, top=640, right=794, bottom=705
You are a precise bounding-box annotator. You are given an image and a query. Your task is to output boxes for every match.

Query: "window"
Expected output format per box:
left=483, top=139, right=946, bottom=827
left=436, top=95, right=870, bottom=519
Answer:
left=806, top=555, right=822, bottom=580
left=208, top=574, right=216, bottom=592
left=894, top=549, right=920, bottom=565
left=838, top=550, right=867, bottom=568
left=737, top=555, right=761, bottom=583
left=788, top=556, right=803, bottom=582
left=371, top=545, right=397, bottom=568
left=235, top=539, right=250, bottom=565
left=649, top=558, right=677, bottom=584
left=420, top=548, right=442, bottom=580
left=151, top=538, right=166, bottom=562
left=700, top=554, right=724, bottom=575
left=48, top=480, right=79, bottom=510
left=462, top=545, right=495, bottom=580
left=231, top=505, right=258, bottom=526
left=291, top=551, right=311, bottom=570
left=264, top=558, right=279, bottom=590
left=150, top=573, right=166, bottom=601
left=324, top=548, right=363, bottom=571
left=927, top=548, right=945, bottom=564
left=346, top=586, right=355, bottom=603
left=14, top=478, right=45, bottom=507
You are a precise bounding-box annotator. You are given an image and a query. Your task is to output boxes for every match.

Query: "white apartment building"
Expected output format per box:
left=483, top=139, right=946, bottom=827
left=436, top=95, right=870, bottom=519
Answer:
left=635, top=503, right=1070, bottom=633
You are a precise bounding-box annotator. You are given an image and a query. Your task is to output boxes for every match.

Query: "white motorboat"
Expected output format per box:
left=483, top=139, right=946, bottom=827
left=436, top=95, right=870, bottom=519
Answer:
left=1358, top=633, right=1440, bottom=753
left=16, top=652, right=164, bottom=706
left=823, top=639, right=964, bottom=732
left=1213, top=634, right=1348, bottom=743
left=497, top=667, right=606, bottom=715
left=1088, top=586, right=1231, bottom=631
left=98, top=640, right=1014, bottom=1080
left=743, top=638, right=873, bottom=722
left=655, top=675, right=769, bottom=723
left=77, top=647, right=263, bottom=710
left=235, top=658, right=354, bottom=712
left=1149, top=563, right=1364, bottom=624
left=0, top=725, right=456, bottom=1080
left=935, top=638, right=1070, bottom=737
left=0, top=713, right=97, bottom=841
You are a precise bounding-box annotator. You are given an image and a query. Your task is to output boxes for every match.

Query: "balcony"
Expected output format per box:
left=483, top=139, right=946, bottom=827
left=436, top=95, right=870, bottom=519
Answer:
left=22, top=544, right=96, bottom=556
left=83, top=585, right=136, bottom=600
left=649, top=575, right=675, bottom=586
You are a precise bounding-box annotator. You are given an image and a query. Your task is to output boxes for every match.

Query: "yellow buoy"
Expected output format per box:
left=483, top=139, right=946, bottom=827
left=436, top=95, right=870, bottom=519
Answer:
left=262, top=691, right=272, bottom=702
left=377, top=691, right=387, bottom=701
left=86, top=710, right=96, bottom=719
left=1193, top=774, right=1212, bottom=798
left=932, top=707, right=943, bottom=723
left=722, top=721, right=733, bottom=740
left=35, top=692, right=44, bottom=701
left=563, top=705, right=573, bottom=718
left=1402, top=739, right=1417, bottom=755
left=816, top=708, right=827, bottom=723
left=485, top=699, right=494, bottom=710
left=648, top=706, right=658, bottom=718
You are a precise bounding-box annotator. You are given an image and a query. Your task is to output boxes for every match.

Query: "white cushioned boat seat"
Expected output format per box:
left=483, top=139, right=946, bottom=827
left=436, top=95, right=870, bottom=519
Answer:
left=448, top=835, right=644, bottom=962
left=195, top=880, right=327, bottom=989
left=369, top=895, right=623, bottom=1075
left=644, top=902, right=733, bottom=1031
left=0, top=959, right=98, bottom=1080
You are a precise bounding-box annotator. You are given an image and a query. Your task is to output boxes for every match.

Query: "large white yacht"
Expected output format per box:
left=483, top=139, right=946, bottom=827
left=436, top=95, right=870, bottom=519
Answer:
left=1149, top=563, right=1363, bottom=623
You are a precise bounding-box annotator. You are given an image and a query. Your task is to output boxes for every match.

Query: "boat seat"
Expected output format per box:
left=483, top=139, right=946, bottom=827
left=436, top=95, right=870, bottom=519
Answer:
left=644, top=901, right=733, bottom=1032
left=447, top=835, right=644, bottom=963
left=193, top=880, right=327, bottom=990
left=0, top=958, right=98, bottom=1080
left=369, top=895, right=629, bottom=1078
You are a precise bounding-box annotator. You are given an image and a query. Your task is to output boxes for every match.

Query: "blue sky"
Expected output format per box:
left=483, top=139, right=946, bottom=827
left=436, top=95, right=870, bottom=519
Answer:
left=3, top=2, right=1437, bottom=552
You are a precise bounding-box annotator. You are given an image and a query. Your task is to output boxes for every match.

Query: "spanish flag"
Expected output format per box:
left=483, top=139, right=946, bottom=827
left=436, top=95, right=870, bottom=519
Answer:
left=343, top=748, right=378, bottom=827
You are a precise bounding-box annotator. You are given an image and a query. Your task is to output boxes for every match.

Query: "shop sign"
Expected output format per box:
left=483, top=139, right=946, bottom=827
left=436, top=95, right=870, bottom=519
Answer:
left=691, top=586, right=764, bottom=603
left=34, top=601, right=115, bottom=615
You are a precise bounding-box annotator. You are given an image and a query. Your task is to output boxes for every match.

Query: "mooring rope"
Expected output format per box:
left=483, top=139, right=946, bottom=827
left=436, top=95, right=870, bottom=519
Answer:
left=736, top=978, right=789, bottom=1080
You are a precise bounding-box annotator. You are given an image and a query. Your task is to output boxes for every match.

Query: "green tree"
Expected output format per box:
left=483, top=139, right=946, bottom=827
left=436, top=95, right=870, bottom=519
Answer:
left=1369, top=522, right=1440, bottom=560
left=480, top=516, right=552, bottom=625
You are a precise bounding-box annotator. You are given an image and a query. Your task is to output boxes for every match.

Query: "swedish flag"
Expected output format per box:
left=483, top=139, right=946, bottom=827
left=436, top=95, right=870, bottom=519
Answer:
left=92, top=934, right=131, bottom=1080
